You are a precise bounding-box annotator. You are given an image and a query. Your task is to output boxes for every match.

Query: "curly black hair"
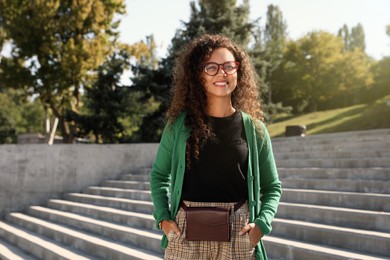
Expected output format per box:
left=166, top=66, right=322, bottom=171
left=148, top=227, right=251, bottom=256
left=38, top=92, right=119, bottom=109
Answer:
left=167, top=34, right=264, bottom=165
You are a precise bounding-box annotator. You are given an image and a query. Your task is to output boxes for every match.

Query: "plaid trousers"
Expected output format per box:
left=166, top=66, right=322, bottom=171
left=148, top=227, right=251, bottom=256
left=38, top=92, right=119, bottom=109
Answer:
left=164, top=201, right=257, bottom=260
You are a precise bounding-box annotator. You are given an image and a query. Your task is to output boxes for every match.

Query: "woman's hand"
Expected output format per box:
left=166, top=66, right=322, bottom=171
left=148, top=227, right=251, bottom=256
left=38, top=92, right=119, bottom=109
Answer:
left=161, top=220, right=181, bottom=237
left=239, top=223, right=262, bottom=246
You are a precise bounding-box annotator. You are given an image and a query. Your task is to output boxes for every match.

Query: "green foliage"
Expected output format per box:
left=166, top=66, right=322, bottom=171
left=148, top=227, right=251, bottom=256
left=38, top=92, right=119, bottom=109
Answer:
left=68, top=48, right=130, bottom=143
left=265, top=5, right=287, bottom=106
left=338, top=23, right=366, bottom=51
left=350, top=23, right=365, bottom=51
left=171, top=0, right=252, bottom=56
left=272, top=31, right=373, bottom=113
left=250, top=4, right=287, bottom=105
left=0, top=0, right=125, bottom=142
left=366, top=57, right=390, bottom=101
left=0, top=89, right=44, bottom=143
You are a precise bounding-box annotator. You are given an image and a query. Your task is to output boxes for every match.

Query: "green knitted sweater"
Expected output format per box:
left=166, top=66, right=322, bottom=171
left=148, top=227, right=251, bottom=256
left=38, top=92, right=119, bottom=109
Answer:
left=149, top=111, right=282, bottom=260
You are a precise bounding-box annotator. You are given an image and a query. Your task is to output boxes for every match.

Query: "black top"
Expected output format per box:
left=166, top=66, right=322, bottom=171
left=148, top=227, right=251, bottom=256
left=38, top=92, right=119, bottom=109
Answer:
left=181, top=111, right=249, bottom=202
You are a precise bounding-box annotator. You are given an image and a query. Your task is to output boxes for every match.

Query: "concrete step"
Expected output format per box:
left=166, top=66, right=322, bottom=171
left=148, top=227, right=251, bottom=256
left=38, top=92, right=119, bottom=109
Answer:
left=272, top=135, right=390, bottom=147
left=263, top=236, right=387, bottom=260
left=85, top=187, right=152, bottom=201
left=272, top=141, right=390, bottom=153
left=26, top=206, right=162, bottom=253
left=275, top=149, right=390, bottom=160
left=135, top=168, right=153, bottom=176
left=0, top=220, right=91, bottom=260
left=278, top=168, right=390, bottom=181
left=281, top=188, right=390, bottom=212
left=101, top=180, right=150, bottom=190
left=277, top=158, right=390, bottom=168
left=275, top=128, right=390, bottom=142
left=120, top=174, right=150, bottom=181
left=0, top=237, right=37, bottom=260
left=6, top=213, right=163, bottom=260
left=47, top=199, right=155, bottom=229
left=281, top=178, right=390, bottom=193
left=277, top=202, right=390, bottom=233
left=271, top=218, right=390, bottom=257
left=64, top=193, right=154, bottom=214
left=272, top=128, right=390, bottom=143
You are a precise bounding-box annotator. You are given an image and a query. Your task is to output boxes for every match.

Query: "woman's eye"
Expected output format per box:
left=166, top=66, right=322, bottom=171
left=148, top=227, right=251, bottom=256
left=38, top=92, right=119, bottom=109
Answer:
left=205, top=65, right=217, bottom=71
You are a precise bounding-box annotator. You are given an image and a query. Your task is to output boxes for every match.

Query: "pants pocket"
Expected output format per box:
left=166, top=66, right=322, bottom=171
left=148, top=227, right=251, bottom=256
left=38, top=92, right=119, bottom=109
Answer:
left=235, top=213, right=256, bottom=256
left=167, top=230, right=176, bottom=242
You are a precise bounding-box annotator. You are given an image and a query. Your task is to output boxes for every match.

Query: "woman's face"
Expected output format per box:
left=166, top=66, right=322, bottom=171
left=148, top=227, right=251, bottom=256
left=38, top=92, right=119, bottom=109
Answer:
left=201, top=48, right=238, bottom=101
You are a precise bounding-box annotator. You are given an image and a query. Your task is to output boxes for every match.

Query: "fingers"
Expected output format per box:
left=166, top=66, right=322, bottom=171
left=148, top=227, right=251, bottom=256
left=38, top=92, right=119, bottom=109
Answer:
left=171, top=222, right=181, bottom=236
left=239, top=223, right=254, bottom=235
left=161, top=220, right=181, bottom=236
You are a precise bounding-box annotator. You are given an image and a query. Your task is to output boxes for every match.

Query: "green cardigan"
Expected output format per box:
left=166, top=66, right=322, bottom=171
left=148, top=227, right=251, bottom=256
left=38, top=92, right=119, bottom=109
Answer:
left=149, top=111, right=282, bottom=260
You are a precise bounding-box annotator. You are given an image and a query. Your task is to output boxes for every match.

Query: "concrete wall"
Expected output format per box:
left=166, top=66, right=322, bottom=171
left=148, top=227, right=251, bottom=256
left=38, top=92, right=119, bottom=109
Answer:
left=0, top=144, right=159, bottom=217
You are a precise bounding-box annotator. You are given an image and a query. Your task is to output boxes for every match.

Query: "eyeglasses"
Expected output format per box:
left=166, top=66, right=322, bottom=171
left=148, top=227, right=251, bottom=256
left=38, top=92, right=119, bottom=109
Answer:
left=203, top=61, right=240, bottom=76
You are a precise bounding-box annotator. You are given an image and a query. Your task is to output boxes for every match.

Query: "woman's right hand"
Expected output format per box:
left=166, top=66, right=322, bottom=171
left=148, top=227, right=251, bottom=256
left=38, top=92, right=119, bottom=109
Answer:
left=161, top=220, right=181, bottom=237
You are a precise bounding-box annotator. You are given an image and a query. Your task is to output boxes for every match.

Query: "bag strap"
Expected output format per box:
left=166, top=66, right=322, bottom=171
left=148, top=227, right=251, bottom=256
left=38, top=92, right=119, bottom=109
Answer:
left=181, top=200, right=246, bottom=212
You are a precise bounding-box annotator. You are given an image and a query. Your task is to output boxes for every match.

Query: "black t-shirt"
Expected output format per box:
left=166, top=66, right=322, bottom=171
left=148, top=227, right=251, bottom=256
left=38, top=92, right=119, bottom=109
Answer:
left=181, top=111, right=249, bottom=202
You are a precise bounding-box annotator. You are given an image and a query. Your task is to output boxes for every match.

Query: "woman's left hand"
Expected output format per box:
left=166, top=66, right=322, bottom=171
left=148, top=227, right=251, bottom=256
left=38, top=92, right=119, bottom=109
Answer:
left=239, top=223, right=263, bottom=247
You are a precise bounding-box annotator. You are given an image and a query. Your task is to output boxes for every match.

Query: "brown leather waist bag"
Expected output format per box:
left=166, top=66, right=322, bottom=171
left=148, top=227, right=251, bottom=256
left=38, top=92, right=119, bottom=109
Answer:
left=180, top=200, right=245, bottom=242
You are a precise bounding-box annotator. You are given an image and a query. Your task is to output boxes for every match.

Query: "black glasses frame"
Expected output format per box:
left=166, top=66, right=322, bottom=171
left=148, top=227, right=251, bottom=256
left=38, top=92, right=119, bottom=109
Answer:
left=203, top=61, right=240, bottom=76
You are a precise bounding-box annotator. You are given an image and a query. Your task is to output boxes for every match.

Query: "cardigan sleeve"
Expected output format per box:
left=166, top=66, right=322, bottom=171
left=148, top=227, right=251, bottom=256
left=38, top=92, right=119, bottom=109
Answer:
left=149, top=123, right=175, bottom=229
left=254, top=123, right=282, bottom=236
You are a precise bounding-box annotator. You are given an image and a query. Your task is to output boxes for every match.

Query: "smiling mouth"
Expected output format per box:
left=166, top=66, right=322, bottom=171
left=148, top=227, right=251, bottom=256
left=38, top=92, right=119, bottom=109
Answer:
left=214, top=81, right=229, bottom=86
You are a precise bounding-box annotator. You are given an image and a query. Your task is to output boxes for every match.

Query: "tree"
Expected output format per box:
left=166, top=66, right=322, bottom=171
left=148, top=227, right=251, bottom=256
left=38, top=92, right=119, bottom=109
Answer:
left=350, top=23, right=365, bottom=51
left=0, top=0, right=125, bottom=143
left=68, top=38, right=157, bottom=143
left=366, top=57, right=390, bottom=101
left=263, top=4, right=287, bottom=104
left=338, top=24, right=351, bottom=51
left=365, top=25, right=390, bottom=102
left=338, top=23, right=365, bottom=51
left=68, top=48, right=131, bottom=143
left=332, top=48, right=373, bottom=107
left=0, top=89, right=44, bottom=143
left=272, top=31, right=373, bottom=112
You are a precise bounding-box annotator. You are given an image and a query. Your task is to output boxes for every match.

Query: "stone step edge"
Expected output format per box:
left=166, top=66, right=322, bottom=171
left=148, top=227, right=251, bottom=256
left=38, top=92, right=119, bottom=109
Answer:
left=277, top=167, right=390, bottom=172
left=27, top=206, right=159, bottom=238
left=103, top=180, right=150, bottom=185
left=0, top=220, right=90, bottom=260
left=280, top=178, right=390, bottom=184
left=273, top=218, right=390, bottom=239
left=263, top=236, right=386, bottom=260
left=65, top=193, right=154, bottom=205
left=272, top=128, right=390, bottom=140
left=48, top=199, right=153, bottom=219
left=277, top=158, right=390, bottom=163
left=274, top=151, right=390, bottom=159
left=283, top=188, right=390, bottom=198
left=278, top=202, right=390, bottom=216
left=87, top=186, right=151, bottom=194
left=7, top=213, right=162, bottom=260
left=0, top=237, right=38, bottom=260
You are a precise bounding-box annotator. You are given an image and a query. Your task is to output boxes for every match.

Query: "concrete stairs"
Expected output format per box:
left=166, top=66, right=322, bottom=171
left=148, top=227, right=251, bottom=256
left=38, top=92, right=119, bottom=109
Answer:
left=0, top=128, right=389, bottom=259
left=265, top=128, right=390, bottom=260
left=0, top=173, right=163, bottom=259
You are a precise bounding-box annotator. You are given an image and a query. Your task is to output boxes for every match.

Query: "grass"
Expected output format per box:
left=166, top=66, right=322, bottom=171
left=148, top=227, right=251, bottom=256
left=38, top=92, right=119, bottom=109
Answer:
left=266, top=95, right=390, bottom=138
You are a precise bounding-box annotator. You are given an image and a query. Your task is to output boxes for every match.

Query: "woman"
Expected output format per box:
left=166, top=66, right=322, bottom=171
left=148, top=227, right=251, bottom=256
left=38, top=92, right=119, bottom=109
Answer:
left=150, top=34, right=282, bottom=260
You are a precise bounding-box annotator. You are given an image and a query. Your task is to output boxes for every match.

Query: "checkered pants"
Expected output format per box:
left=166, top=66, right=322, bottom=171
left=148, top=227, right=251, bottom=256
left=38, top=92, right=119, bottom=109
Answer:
left=164, top=201, right=256, bottom=260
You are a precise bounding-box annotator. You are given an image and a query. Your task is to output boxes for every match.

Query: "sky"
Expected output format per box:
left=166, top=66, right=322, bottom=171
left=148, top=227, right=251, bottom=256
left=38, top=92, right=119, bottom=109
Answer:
left=119, top=0, right=390, bottom=60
